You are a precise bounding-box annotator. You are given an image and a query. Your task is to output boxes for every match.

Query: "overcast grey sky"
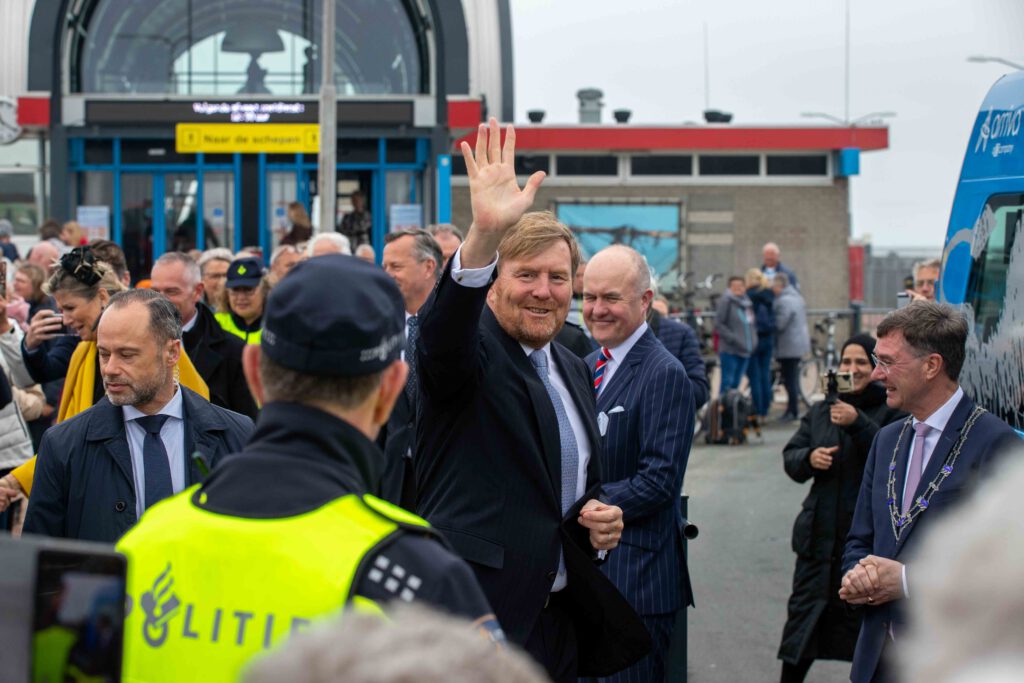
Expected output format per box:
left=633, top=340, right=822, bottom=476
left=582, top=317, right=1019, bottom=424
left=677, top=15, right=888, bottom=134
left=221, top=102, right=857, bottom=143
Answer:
left=510, top=0, right=1024, bottom=249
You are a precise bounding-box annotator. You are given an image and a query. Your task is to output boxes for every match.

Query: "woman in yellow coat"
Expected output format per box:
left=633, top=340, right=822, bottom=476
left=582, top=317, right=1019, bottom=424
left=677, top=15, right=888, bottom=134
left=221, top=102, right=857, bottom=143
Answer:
left=0, top=247, right=208, bottom=504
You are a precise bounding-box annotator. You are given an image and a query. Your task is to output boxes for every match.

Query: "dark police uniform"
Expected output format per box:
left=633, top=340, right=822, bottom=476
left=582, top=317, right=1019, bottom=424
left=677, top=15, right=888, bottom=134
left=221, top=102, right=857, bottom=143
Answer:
left=118, top=255, right=500, bottom=683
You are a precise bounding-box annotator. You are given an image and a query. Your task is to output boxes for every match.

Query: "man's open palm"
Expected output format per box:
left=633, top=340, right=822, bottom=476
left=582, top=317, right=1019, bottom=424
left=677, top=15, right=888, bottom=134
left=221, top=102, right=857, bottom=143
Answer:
left=461, top=118, right=545, bottom=235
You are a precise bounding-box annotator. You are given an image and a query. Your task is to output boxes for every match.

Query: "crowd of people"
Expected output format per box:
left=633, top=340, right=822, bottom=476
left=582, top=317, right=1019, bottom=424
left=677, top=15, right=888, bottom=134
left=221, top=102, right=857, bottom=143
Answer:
left=0, top=119, right=1018, bottom=683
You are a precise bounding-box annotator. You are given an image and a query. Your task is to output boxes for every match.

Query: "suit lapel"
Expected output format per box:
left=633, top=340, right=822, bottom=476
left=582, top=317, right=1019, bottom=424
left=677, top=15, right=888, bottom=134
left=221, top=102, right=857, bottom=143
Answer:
left=181, top=388, right=226, bottom=484
left=597, top=330, right=652, bottom=412
left=916, top=395, right=973, bottom=500
left=86, top=399, right=136, bottom=494
left=482, top=308, right=561, bottom=504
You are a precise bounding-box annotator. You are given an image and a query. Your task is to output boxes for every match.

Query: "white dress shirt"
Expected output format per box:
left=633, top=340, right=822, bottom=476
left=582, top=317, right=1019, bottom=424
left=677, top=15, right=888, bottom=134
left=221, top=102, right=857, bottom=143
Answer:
left=595, top=321, right=649, bottom=397
left=182, top=310, right=199, bottom=333
left=451, top=245, right=593, bottom=591
left=903, top=386, right=964, bottom=502
left=402, top=311, right=414, bottom=361
left=122, top=386, right=186, bottom=518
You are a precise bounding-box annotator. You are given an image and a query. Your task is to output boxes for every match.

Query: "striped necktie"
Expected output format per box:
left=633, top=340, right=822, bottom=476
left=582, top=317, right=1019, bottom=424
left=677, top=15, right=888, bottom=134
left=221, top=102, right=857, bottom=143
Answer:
left=593, top=347, right=612, bottom=395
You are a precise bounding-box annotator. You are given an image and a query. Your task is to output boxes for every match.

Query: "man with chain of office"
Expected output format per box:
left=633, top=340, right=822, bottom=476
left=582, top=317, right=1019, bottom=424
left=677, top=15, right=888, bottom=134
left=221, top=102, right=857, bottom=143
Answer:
left=839, top=301, right=1019, bottom=683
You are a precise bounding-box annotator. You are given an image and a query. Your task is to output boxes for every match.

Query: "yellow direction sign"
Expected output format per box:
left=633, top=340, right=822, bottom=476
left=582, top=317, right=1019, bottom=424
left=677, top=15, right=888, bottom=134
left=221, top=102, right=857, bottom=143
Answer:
left=175, top=123, right=320, bottom=154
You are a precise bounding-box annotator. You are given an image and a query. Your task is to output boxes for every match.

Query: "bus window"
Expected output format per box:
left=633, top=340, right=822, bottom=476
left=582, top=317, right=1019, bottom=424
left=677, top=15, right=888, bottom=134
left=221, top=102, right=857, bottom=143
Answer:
left=966, top=194, right=1021, bottom=343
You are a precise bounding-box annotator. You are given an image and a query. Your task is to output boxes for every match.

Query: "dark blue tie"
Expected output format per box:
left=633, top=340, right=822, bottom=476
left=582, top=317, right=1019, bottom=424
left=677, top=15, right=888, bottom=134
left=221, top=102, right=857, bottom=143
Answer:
left=406, top=315, right=419, bottom=399
left=135, top=414, right=172, bottom=510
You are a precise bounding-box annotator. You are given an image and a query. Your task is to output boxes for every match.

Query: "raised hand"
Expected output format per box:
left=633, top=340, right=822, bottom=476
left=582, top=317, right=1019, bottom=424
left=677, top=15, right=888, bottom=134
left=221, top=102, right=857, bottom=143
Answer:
left=459, top=118, right=546, bottom=268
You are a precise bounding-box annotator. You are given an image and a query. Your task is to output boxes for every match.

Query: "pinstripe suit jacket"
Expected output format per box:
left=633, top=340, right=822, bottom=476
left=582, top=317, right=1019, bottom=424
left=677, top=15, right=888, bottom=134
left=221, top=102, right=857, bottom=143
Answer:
left=587, top=329, right=695, bottom=616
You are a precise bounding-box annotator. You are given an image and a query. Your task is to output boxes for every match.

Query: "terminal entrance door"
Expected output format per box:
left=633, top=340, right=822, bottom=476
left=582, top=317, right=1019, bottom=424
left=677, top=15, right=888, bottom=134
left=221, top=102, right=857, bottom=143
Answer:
left=120, top=172, right=235, bottom=281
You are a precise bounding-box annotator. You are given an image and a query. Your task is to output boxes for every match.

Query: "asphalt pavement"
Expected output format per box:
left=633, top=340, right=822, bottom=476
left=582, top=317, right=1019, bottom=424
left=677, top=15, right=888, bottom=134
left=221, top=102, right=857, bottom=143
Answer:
left=681, top=417, right=851, bottom=683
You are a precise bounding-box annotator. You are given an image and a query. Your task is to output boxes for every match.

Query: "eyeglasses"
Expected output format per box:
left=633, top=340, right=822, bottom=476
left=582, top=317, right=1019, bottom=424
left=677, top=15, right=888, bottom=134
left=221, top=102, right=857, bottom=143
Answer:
left=871, top=352, right=927, bottom=374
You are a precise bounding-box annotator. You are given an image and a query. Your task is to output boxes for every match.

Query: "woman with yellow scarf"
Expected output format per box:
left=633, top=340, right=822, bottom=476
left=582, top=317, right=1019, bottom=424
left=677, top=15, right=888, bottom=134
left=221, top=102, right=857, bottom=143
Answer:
left=0, top=247, right=208, bottom=503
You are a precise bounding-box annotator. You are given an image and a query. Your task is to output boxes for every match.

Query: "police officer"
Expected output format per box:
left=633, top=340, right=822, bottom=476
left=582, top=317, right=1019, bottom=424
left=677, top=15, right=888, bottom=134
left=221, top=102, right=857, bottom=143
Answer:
left=117, top=255, right=501, bottom=682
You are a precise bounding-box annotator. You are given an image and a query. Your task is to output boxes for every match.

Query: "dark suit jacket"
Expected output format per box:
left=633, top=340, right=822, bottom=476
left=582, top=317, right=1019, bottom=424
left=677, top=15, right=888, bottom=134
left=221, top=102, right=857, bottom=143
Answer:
left=377, top=378, right=417, bottom=509
left=415, top=263, right=649, bottom=673
left=183, top=303, right=259, bottom=421
left=24, top=387, right=253, bottom=543
left=649, top=311, right=709, bottom=409
left=587, top=329, right=695, bottom=616
left=842, top=393, right=1019, bottom=682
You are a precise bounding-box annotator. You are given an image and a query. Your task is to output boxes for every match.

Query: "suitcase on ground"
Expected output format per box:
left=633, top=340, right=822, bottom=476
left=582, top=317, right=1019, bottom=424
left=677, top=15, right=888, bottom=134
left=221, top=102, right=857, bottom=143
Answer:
left=704, top=389, right=754, bottom=445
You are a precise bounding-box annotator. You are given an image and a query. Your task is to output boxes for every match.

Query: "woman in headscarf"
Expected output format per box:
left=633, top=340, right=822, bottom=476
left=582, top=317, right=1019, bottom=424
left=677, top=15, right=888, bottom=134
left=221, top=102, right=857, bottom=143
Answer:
left=777, top=334, right=906, bottom=682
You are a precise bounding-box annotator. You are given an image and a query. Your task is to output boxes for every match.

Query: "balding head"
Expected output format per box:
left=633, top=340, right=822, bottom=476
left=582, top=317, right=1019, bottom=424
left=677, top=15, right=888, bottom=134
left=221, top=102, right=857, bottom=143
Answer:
left=762, top=242, right=780, bottom=268
left=591, top=245, right=650, bottom=295
left=583, top=245, right=653, bottom=348
left=28, top=241, right=60, bottom=273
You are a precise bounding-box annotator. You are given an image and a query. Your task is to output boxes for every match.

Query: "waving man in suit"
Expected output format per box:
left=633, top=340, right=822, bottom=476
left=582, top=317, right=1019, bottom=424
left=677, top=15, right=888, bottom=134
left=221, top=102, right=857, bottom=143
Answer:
left=414, top=120, right=649, bottom=682
left=582, top=245, right=696, bottom=682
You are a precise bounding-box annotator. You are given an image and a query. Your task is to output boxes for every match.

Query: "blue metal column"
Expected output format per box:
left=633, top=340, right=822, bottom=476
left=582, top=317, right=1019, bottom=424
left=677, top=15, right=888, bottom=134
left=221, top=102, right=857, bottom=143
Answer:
left=436, top=154, right=452, bottom=223
left=112, top=140, right=123, bottom=245
left=257, top=153, right=268, bottom=259
left=371, top=138, right=388, bottom=250
left=151, top=175, right=167, bottom=263
left=196, top=153, right=206, bottom=251
left=233, top=154, right=243, bottom=252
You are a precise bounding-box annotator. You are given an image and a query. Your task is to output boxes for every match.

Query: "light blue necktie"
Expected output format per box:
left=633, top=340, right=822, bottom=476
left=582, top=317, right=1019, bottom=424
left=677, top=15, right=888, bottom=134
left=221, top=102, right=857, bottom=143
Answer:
left=530, top=349, right=580, bottom=588
left=529, top=350, right=579, bottom=515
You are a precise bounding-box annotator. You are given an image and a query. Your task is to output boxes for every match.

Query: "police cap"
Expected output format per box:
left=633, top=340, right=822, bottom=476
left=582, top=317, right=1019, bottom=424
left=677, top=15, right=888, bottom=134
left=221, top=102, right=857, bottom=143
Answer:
left=261, top=254, right=405, bottom=376
left=226, top=257, right=265, bottom=289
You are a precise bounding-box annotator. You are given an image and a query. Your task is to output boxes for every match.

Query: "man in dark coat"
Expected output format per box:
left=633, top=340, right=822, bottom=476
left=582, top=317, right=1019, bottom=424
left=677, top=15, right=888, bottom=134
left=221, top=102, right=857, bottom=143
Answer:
left=24, top=290, right=253, bottom=543
left=150, top=252, right=259, bottom=420
left=378, top=228, right=443, bottom=508
left=840, top=303, right=1020, bottom=683
left=778, top=335, right=904, bottom=683
left=648, top=308, right=709, bottom=409
left=415, top=119, right=648, bottom=681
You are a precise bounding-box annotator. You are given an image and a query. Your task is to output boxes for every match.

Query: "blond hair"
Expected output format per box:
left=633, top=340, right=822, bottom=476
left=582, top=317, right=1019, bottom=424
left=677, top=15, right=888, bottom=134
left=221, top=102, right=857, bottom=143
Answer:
left=497, top=211, right=581, bottom=278
left=745, top=267, right=768, bottom=289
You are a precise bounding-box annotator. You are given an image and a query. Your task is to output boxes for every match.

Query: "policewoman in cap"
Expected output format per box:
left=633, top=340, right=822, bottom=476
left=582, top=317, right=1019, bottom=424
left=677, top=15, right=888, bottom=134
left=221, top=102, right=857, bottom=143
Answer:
left=214, top=256, right=266, bottom=345
left=117, top=255, right=500, bottom=682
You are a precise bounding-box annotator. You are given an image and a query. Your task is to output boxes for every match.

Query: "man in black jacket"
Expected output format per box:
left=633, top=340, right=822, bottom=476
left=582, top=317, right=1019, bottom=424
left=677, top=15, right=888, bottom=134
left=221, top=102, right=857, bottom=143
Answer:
left=24, top=290, right=253, bottom=542
left=151, top=252, right=259, bottom=420
left=415, top=119, right=648, bottom=681
left=378, top=228, right=443, bottom=508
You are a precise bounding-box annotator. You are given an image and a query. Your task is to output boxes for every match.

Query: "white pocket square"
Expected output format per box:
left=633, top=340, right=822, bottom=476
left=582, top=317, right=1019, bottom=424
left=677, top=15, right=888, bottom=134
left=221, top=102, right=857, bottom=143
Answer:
left=598, top=406, right=625, bottom=436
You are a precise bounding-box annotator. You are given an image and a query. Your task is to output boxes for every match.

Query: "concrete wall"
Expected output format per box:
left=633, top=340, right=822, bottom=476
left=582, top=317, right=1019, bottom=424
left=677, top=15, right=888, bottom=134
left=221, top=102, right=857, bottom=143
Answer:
left=451, top=179, right=851, bottom=311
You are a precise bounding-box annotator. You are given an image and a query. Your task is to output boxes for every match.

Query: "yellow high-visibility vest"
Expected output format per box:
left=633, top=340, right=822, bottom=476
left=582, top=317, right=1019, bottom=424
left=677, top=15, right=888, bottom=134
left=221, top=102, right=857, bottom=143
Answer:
left=117, top=487, right=430, bottom=682
left=214, top=312, right=262, bottom=345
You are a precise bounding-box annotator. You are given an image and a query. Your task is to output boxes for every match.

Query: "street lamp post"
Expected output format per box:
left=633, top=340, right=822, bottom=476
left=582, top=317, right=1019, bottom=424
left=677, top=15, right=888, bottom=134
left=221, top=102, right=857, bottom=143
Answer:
left=800, top=111, right=896, bottom=126
left=317, top=0, right=337, bottom=235
left=967, top=55, right=1024, bottom=71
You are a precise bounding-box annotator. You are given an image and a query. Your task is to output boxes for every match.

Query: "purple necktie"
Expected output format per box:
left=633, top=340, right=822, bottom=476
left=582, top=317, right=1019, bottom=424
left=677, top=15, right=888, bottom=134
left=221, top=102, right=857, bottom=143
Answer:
left=903, top=422, right=932, bottom=515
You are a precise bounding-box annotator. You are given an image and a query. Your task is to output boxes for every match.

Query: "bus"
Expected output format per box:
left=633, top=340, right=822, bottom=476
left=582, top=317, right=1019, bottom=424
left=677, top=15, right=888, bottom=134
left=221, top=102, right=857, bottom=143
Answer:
left=940, top=70, right=1024, bottom=433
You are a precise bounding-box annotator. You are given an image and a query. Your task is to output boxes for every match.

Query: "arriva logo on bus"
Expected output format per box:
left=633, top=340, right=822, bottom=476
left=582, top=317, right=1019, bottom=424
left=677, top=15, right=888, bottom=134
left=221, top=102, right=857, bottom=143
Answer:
left=975, top=106, right=1023, bottom=156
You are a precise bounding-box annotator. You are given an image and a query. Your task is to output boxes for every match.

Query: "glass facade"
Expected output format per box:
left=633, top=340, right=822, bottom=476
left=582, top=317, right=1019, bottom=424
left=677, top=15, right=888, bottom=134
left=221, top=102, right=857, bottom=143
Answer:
left=0, top=138, right=48, bottom=238
left=72, top=0, right=425, bottom=96
left=69, top=137, right=429, bottom=279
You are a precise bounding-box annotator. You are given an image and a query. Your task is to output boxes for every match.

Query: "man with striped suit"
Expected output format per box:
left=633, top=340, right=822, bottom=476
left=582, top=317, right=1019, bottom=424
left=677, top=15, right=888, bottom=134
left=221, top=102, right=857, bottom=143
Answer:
left=583, top=245, right=696, bottom=682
